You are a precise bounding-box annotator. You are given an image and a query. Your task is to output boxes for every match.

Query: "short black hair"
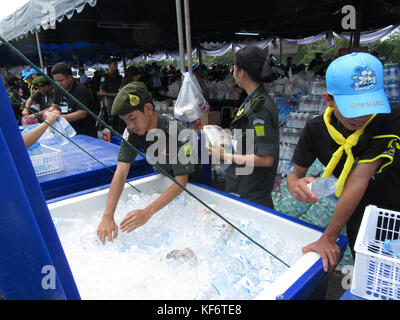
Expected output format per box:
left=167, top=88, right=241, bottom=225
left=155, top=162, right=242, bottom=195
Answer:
left=51, top=62, right=73, bottom=77
left=234, top=45, right=268, bottom=83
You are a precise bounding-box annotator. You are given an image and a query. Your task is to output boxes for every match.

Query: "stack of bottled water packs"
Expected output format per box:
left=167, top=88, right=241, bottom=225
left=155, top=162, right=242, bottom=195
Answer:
left=52, top=192, right=301, bottom=300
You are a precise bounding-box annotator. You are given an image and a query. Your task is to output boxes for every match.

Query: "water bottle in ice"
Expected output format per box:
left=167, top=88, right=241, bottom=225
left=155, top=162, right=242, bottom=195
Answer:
left=258, top=256, right=274, bottom=288
left=51, top=120, right=69, bottom=145
left=59, top=116, right=76, bottom=138
left=195, top=276, right=230, bottom=300
left=384, top=239, right=400, bottom=257
left=307, top=176, right=337, bottom=198
left=231, top=276, right=255, bottom=299
left=228, top=253, right=252, bottom=275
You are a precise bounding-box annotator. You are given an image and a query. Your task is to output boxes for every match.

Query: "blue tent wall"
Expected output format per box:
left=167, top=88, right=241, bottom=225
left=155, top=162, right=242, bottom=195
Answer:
left=0, top=76, right=80, bottom=299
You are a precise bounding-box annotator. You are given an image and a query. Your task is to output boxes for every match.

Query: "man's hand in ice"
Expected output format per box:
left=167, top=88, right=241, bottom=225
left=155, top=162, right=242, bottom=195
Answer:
left=97, top=216, right=119, bottom=245
left=120, top=208, right=153, bottom=233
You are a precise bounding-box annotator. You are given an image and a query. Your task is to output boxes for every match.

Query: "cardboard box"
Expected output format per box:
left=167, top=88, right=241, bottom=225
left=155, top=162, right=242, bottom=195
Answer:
left=201, top=111, right=220, bottom=127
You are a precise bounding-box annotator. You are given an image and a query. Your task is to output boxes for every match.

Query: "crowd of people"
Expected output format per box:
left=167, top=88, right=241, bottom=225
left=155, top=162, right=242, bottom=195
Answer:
left=2, top=53, right=323, bottom=136
left=2, top=48, right=398, bottom=276
left=2, top=59, right=239, bottom=136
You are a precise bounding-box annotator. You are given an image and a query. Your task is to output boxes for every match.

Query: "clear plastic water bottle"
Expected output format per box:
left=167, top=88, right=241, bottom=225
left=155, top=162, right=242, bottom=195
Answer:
left=195, top=276, right=231, bottom=300
left=51, top=120, right=69, bottom=145
left=307, top=176, right=337, bottom=198
left=59, top=116, right=76, bottom=138
left=258, top=256, right=274, bottom=288
left=384, top=239, right=400, bottom=257
left=231, top=276, right=255, bottom=299
left=227, top=253, right=252, bottom=275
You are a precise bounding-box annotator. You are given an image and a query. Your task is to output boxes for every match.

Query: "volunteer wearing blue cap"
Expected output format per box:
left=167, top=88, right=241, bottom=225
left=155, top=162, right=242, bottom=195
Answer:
left=20, top=68, right=39, bottom=100
left=287, top=52, right=400, bottom=273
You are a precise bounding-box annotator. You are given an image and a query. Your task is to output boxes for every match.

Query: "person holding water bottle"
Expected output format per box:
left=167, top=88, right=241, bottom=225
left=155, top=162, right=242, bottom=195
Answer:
left=51, top=62, right=97, bottom=138
left=286, top=52, right=400, bottom=273
left=22, top=108, right=61, bottom=148
left=208, top=45, right=280, bottom=209
left=22, top=76, right=59, bottom=120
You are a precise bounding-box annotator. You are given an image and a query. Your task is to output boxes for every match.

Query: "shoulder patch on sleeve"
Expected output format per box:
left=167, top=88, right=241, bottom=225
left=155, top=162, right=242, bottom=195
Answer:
left=253, top=119, right=265, bottom=136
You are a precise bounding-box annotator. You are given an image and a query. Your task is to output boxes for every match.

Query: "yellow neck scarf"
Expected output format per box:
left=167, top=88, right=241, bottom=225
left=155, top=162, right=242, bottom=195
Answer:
left=321, top=107, right=376, bottom=197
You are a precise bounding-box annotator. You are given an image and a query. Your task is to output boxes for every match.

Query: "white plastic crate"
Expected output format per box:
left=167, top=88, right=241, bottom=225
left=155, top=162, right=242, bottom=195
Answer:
left=351, top=205, right=400, bottom=300
left=29, top=144, right=64, bottom=177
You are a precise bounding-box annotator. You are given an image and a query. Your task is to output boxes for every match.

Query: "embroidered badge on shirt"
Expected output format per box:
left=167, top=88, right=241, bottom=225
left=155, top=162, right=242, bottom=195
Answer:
left=236, top=107, right=244, bottom=117
left=253, top=119, right=265, bottom=137
left=183, top=144, right=191, bottom=156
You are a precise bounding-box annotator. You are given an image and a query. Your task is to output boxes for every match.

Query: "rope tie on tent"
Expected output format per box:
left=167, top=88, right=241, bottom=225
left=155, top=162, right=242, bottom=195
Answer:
left=0, top=35, right=291, bottom=268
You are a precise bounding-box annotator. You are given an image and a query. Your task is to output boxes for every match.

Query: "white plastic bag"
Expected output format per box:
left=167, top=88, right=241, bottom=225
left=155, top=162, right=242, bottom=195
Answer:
left=174, top=72, right=205, bottom=122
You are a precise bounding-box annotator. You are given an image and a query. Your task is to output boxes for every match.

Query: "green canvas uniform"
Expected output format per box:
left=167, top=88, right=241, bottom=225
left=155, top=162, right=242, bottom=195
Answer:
left=118, top=113, right=202, bottom=181
left=225, top=85, right=280, bottom=208
left=113, top=81, right=202, bottom=182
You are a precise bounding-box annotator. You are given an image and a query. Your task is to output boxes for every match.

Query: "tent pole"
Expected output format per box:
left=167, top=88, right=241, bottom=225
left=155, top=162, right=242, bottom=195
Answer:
left=35, top=30, right=44, bottom=71
left=349, top=31, right=354, bottom=48
left=353, top=4, right=362, bottom=48
left=198, top=46, right=203, bottom=66
left=184, top=0, right=192, bottom=71
left=122, top=46, right=127, bottom=74
left=175, top=0, right=186, bottom=72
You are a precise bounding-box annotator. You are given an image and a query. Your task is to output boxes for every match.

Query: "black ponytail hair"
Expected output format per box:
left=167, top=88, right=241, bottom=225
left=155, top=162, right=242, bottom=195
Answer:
left=234, top=46, right=276, bottom=83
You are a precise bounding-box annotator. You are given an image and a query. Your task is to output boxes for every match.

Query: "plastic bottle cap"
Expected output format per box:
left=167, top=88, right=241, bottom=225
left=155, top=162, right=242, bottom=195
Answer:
left=384, top=239, right=392, bottom=251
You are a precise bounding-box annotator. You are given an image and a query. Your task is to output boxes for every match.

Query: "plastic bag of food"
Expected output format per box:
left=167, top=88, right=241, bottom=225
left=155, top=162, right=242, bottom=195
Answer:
left=174, top=72, right=205, bottom=122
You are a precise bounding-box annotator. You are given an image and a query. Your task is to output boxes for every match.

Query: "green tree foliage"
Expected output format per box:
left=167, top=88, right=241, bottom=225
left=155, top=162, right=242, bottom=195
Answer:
left=128, top=30, right=400, bottom=69
left=367, top=30, right=400, bottom=64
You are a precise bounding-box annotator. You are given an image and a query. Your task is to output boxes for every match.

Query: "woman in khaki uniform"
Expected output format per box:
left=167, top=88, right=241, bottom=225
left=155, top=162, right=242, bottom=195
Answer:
left=210, top=46, right=280, bottom=208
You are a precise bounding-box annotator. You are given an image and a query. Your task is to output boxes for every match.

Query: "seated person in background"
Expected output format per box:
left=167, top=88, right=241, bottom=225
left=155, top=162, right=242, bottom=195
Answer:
left=22, top=108, right=60, bottom=148
left=51, top=62, right=97, bottom=137
left=22, top=76, right=59, bottom=120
